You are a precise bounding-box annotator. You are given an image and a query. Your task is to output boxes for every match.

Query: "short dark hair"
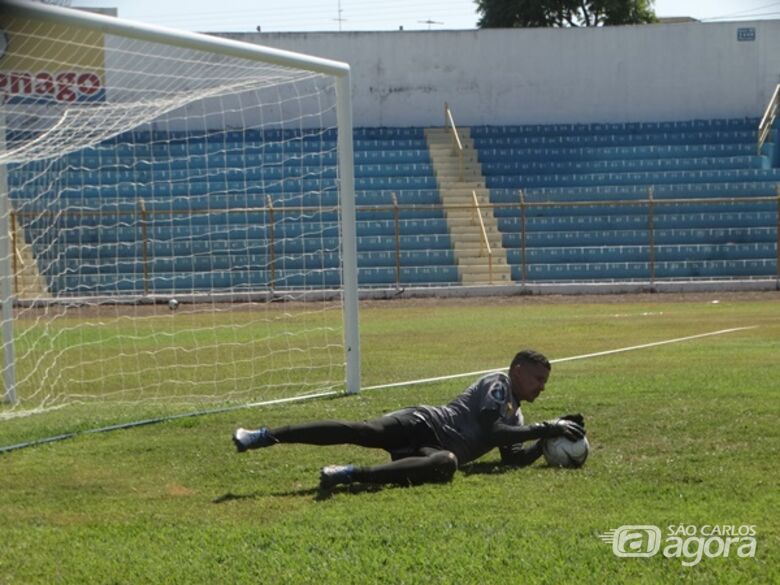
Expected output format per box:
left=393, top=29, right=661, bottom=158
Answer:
left=510, top=349, right=551, bottom=372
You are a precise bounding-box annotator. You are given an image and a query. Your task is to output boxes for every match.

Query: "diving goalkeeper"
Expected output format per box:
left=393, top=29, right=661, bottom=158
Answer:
left=232, top=349, right=585, bottom=490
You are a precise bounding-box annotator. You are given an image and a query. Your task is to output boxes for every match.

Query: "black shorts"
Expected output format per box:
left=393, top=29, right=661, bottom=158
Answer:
left=382, top=407, right=444, bottom=460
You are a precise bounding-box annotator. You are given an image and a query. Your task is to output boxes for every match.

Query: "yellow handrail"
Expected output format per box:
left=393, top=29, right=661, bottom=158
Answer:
left=444, top=102, right=464, bottom=181
left=266, top=195, right=276, bottom=290
left=518, top=190, right=527, bottom=284
left=138, top=199, right=149, bottom=295
left=471, top=190, right=493, bottom=284
left=758, top=84, right=780, bottom=154
left=391, top=192, right=401, bottom=287
left=776, top=186, right=780, bottom=281
left=10, top=210, right=19, bottom=295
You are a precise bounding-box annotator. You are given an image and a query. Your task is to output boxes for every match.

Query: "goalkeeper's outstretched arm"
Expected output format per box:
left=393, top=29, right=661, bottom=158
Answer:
left=499, top=441, right=544, bottom=467
left=482, top=413, right=586, bottom=467
left=485, top=416, right=586, bottom=445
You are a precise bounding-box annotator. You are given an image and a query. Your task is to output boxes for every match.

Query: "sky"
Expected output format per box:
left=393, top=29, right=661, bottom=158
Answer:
left=66, top=0, right=780, bottom=33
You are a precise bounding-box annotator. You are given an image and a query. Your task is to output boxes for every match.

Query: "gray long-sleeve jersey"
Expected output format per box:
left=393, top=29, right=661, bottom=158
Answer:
left=410, top=372, right=524, bottom=464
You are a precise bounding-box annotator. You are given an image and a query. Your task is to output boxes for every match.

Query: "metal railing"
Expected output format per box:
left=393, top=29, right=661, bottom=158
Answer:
left=266, top=195, right=276, bottom=290
left=510, top=190, right=779, bottom=286
left=444, top=102, right=464, bottom=181
left=10, top=191, right=780, bottom=293
left=758, top=84, right=780, bottom=154
left=391, top=192, right=401, bottom=287
left=518, top=190, right=528, bottom=283
left=647, top=187, right=656, bottom=284
left=470, top=190, right=493, bottom=284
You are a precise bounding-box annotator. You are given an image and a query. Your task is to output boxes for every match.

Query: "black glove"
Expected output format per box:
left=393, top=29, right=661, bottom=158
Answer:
left=560, top=413, right=585, bottom=428
left=532, top=418, right=585, bottom=442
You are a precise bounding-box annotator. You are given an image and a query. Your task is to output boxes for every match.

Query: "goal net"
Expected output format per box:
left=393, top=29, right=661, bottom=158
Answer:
left=0, top=1, right=359, bottom=446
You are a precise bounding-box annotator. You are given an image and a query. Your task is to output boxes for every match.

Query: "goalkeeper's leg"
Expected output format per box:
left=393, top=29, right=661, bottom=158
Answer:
left=233, top=412, right=459, bottom=487
left=271, top=418, right=411, bottom=449
left=233, top=411, right=415, bottom=452
left=320, top=447, right=458, bottom=488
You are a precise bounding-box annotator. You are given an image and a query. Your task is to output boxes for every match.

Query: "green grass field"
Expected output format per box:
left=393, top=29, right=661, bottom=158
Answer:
left=1, top=292, right=778, bottom=584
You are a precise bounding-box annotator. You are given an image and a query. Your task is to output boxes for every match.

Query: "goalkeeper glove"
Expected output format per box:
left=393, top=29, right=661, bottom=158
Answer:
left=532, top=418, right=585, bottom=442
left=559, top=413, right=585, bottom=427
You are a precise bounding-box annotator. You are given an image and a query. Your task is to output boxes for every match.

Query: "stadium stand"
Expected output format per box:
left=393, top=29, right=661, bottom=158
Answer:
left=472, top=118, right=779, bottom=282
left=7, top=119, right=778, bottom=294
left=8, top=127, right=458, bottom=294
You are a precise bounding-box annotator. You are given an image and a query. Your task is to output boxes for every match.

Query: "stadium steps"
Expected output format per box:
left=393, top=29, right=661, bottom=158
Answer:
left=11, top=218, right=48, bottom=298
left=425, top=127, right=510, bottom=285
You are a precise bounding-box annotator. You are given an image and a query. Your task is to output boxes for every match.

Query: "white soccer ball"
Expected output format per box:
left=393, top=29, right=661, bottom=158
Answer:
left=542, top=436, right=589, bottom=468
left=168, top=298, right=179, bottom=311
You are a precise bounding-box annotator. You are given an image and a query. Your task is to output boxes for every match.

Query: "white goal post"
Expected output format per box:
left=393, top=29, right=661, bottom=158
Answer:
left=0, top=0, right=360, bottom=434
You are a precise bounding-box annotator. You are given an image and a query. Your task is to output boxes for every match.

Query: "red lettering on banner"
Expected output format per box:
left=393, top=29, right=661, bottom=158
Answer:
left=35, top=72, right=55, bottom=95
left=0, top=70, right=103, bottom=102
left=10, top=72, right=32, bottom=94
left=55, top=71, right=77, bottom=102
left=77, top=72, right=100, bottom=96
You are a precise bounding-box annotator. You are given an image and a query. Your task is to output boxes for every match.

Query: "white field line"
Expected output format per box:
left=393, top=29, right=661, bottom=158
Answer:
left=0, top=327, right=758, bottom=454
left=0, top=390, right=343, bottom=453
left=361, top=326, right=758, bottom=392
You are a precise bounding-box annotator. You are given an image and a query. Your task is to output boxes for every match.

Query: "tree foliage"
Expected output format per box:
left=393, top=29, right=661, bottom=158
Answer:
left=476, top=0, right=657, bottom=28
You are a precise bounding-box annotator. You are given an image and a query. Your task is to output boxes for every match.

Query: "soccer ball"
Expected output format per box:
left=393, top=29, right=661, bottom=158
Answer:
left=542, top=436, right=589, bottom=468
left=168, top=298, right=179, bottom=311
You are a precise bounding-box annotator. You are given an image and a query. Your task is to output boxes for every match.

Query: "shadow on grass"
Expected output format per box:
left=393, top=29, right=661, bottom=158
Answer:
left=459, top=462, right=517, bottom=476
left=212, top=492, right=262, bottom=503
left=460, top=461, right=564, bottom=476
left=281, top=483, right=386, bottom=501
left=212, top=483, right=386, bottom=503
left=214, top=463, right=566, bottom=503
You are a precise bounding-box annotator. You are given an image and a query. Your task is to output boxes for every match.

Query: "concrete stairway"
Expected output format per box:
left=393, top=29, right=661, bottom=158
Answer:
left=424, top=127, right=511, bottom=285
left=12, top=223, right=48, bottom=299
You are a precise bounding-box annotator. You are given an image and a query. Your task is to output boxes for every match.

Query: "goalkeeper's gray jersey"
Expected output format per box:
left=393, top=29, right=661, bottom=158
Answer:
left=411, top=372, right=523, bottom=464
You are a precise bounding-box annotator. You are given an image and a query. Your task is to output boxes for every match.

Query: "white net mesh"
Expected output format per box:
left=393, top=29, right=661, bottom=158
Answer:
left=0, top=6, right=349, bottom=442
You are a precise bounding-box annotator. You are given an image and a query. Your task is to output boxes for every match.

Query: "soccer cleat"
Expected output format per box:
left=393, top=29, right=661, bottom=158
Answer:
left=319, top=464, right=355, bottom=489
left=232, top=427, right=277, bottom=452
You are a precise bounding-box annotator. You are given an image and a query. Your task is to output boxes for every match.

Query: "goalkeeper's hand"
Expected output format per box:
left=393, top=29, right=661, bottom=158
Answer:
left=532, top=418, right=585, bottom=442
left=559, top=413, right=585, bottom=427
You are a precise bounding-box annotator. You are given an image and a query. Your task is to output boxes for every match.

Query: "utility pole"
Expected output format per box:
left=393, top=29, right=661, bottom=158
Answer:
left=335, top=0, right=346, bottom=31
left=418, top=19, right=443, bottom=30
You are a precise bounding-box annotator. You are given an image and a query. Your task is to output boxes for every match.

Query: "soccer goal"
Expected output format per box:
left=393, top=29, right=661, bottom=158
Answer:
left=0, top=1, right=359, bottom=442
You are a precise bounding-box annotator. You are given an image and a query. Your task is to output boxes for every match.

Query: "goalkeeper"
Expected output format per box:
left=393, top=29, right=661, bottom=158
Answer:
left=232, top=349, right=585, bottom=490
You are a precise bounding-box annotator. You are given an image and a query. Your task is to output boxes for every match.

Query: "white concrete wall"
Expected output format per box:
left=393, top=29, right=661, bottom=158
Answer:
left=219, top=21, right=780, bottom=127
